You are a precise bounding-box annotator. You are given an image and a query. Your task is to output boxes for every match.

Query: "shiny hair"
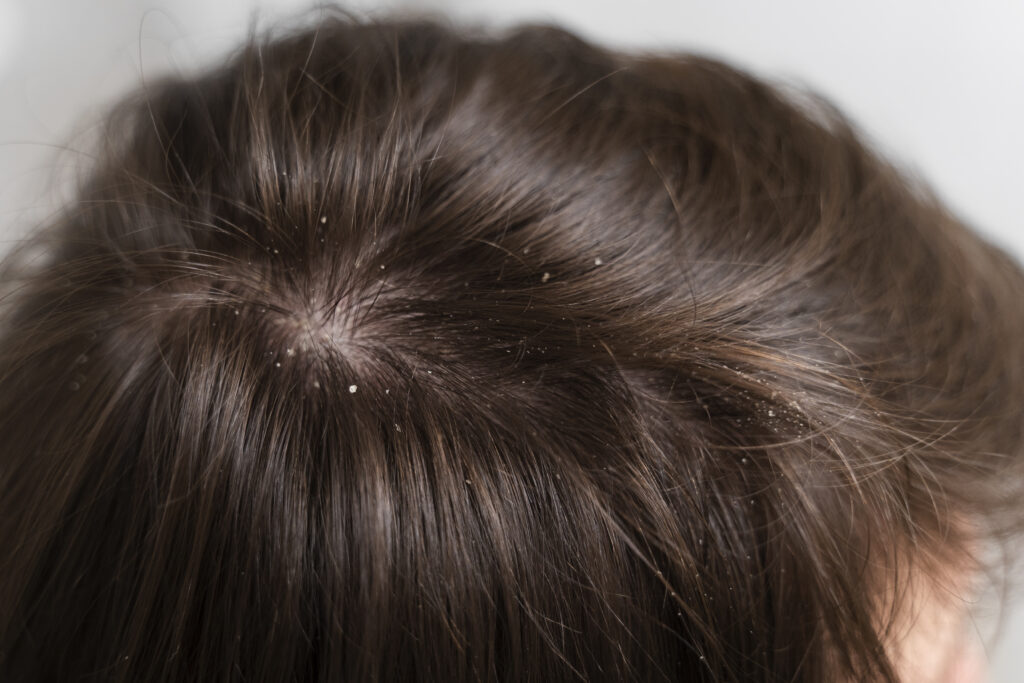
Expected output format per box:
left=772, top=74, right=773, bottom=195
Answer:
left=2, top=12, right=1023, bottom=682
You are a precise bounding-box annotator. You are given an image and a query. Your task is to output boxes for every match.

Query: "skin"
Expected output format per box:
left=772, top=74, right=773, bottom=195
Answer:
left=894, top=596, right=986, bottom=682
left=889, top=562, right=987, bottom=683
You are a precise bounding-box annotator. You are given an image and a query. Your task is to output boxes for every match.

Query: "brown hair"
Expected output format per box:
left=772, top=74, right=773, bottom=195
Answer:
left=2, top=12, right=1023, bottom=682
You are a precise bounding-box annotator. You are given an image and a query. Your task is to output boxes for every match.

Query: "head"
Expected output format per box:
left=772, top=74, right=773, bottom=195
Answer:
left=1, top=13, right=1022, bottom=682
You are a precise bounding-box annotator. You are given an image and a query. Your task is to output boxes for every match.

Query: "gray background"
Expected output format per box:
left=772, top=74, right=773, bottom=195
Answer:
left=2, top=1, right=1021, bottom=679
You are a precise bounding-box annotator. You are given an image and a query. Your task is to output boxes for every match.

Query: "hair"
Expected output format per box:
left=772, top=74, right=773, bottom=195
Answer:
left=1, top=11, right=1023, bottom=682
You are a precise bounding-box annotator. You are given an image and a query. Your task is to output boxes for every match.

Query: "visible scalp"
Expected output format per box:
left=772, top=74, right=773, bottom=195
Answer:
left=1, top=13, right=1023, bottom=683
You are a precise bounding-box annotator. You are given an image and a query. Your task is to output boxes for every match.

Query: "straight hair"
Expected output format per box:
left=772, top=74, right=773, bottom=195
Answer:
left=2, top=11, right=1024, bottom=682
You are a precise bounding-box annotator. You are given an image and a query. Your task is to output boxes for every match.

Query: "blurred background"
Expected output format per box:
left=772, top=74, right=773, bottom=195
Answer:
left=1, top=1, right=1022, bottom=678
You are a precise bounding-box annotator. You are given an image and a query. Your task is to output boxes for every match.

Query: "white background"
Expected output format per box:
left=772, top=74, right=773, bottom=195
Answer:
left=1, top=1, right=1022, bottom=678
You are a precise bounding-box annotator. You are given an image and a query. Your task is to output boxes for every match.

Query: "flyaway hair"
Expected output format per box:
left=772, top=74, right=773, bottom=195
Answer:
left=2, top=12, right=1024, bottom=682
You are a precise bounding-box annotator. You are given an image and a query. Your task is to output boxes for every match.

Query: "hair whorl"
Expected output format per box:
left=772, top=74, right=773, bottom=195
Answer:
left=1, top=13, right=1023, bottom=683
